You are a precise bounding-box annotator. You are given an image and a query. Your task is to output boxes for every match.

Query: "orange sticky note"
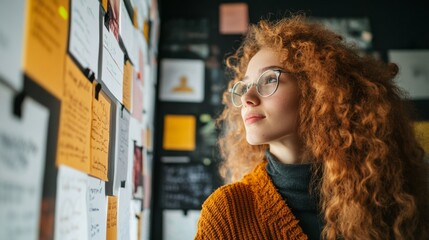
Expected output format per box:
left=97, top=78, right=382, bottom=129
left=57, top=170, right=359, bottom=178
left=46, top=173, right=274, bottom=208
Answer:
left=107, top=196, right=118, bottom=240
left=56, top=56, right=92, bottom=173
left=143, top=20, right=150, bottom=43
left=123, top=60, right=133, bottom=111
left=163, top=115, right=196, bottom=151
left=23, top=0, right=69, bottom=99
left=102, top=0, right=108, bottom=12
left=219, top=3, right=248, bottom=34
left=90, top=88, right=111, bottom=181
left=415, top=121, right=429, bottom=153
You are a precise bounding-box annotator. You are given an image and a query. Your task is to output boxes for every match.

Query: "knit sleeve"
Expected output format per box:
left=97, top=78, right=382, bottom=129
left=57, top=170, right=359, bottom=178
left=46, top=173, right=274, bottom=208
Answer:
left=194, top=184, right=244, bottom=240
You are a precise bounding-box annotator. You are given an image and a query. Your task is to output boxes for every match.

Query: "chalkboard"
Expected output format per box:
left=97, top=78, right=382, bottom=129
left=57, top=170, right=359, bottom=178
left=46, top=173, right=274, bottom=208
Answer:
left=161, top=163, right=213, bottom=209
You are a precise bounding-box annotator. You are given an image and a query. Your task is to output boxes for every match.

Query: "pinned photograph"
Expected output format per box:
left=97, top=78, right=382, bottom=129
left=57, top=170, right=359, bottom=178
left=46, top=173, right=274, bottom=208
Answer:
left=159, top=59, right=205, bottom=102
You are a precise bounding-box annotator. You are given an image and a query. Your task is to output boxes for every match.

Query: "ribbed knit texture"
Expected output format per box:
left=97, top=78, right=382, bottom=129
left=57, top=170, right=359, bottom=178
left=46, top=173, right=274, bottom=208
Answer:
left=266, top=151, right=322, bottom=240
left=195, top=161, right=308, bottom=240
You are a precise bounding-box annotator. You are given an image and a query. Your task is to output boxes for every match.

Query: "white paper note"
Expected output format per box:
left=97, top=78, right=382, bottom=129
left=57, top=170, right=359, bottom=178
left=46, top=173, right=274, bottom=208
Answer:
left=0, top=1, right=26, bottom=91
left=88, top=176, right=107, bottom=240
left=69, top=0, right=100, bottom=77
left=113, top=103, right=130, bottom=196
left=119, top=1, right=134, bottom=57
left=117, top=186, right=131, bottom=240
left=163, top=210, right=201, bottom=240
left=388, top=50, right=429, bottom=99
left=54, top=165, right=89, bottom=240
left=159, top=59, right=205, bottom=102
left=0, top=84, right=49, bottom=240
left=102, top=24, right=124, bottom=102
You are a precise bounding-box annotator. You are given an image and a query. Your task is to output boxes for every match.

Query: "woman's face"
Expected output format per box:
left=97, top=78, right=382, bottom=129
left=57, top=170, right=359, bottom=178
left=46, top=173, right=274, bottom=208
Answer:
left=240, top=48, right=300, bottom=146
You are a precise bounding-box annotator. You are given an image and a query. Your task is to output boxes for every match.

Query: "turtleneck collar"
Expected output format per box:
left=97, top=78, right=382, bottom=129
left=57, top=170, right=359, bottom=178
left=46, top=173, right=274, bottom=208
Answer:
left=265, top=150, right=317, bottom=212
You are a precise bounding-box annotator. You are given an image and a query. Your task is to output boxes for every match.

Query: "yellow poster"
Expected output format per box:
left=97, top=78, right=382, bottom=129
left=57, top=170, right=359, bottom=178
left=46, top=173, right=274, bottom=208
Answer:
left=56, top=56, right=92, bottom=173
left=122, top=60, right=133, bottom=111
left=414, top=121, right=429, bottom=153
left=90, top=87, right=111, bottom=181
left=106, top=196, right=117, bottom=240
left=163, top=115, right=196, bottom=151
left=23, top=0, right=69, bottom=99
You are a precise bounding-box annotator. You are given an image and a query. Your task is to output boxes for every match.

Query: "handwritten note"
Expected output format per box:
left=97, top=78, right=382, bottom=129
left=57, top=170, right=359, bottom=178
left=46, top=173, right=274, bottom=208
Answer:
left=107, top=196, right=118, bottom=240
left=90, top=90, right=111, bottom=181
left=163, top=115, right=196, bottom=151
left=69, top=0, right=100, bottom=77
left=57, top=56, right=93, bottom=173
left=113, top=104, right=130, bottom=196
left=0, top=84, right=49, bottom=240
left=23, top=0, right=69, bottom=99
left=0, top=0, right=26, bottom=91
left=122, top=60, right=133, bottom=111
left=54, top=165, right=89, bottom=240
left=102, top=24, right=124, bottom=102
left=88, top=176, right=107, bottom=240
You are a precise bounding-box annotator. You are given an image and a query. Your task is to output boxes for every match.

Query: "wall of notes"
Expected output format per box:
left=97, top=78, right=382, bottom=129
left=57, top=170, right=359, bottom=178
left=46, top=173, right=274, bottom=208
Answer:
left=0, top=0, right=159, bottom=239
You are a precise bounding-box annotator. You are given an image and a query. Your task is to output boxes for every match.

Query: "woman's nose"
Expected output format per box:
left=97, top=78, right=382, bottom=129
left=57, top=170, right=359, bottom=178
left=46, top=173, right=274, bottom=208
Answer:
left=241, top=84, right=260, bottom=107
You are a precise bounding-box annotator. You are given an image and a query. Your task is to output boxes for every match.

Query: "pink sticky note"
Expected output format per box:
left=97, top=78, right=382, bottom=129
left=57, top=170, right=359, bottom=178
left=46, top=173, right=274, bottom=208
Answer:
left=219, top=3, right=249, bottom=34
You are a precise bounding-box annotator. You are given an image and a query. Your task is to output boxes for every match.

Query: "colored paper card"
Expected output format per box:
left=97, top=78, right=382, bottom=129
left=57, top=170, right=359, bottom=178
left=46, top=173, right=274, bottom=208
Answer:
left=0, top=84, right=49, bottom=240
left=219, top=3, right=248, bottom=34
left=57, top=56, right=93, bottom=173
left=132, top=143, right=144, bottom=199
left=69, top=0, right=100, bottom=77
left=107, top=196, right=118, bottom=240
left=107, top=0, right=120, bottom=41
left=415, top=121, right=429, bottom=153
left=0, top=0, right=26, bottom=91
left=163, top=210, right=201, bottom=240
left=388, top=50, right=429, bottom=99
left=163, top=115, right=196, bottom=151
left=90, top=89, right=111, bottom=181
left=113, top=104, right=130, bottom=196
left=54, top=165, right=89, bottom=240
left=159, top=59, right=205, bottom=102
left=88, top=176, right=107, bottom=240
left=102, top=24, right=124, bottom=102
left=123, top=60, right=133, bottom=111
left=23, top=0, right=69, bottom=99
left=119, top=1, right=134, bottom=55
left=132, top=73, right=143, bottom=122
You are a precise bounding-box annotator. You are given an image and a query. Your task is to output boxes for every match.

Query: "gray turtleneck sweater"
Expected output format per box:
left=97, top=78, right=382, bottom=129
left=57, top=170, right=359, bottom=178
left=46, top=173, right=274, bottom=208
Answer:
left=265, top=150, right=323, bottom=240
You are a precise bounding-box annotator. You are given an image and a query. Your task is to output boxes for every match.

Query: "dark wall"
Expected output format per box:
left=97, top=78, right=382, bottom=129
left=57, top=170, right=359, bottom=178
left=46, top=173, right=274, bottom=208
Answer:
left=151, top=1, right=429, bottom=239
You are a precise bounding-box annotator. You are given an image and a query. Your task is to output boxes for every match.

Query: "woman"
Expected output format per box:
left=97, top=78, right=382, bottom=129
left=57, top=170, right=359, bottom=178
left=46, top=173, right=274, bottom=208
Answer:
left=195, top=15, right=428, bottom=239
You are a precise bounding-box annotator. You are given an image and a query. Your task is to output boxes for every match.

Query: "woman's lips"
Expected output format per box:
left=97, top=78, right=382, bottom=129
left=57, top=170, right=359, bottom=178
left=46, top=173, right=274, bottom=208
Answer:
left=244, top=114, right=266, bottom=124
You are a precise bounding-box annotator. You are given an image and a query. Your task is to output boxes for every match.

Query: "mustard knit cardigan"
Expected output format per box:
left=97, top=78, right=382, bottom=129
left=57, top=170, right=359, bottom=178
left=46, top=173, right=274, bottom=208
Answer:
left=194, top=161, right=309, bottom=240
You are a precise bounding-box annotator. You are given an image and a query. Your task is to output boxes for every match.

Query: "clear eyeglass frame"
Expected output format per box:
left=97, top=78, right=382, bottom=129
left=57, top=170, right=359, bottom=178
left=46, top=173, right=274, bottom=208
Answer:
left=229, top=69, right=286, bottom=107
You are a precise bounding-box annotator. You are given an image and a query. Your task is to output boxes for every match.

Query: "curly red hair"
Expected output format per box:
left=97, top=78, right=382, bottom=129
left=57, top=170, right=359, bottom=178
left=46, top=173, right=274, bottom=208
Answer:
left=217, top=14, right=429, bottom=239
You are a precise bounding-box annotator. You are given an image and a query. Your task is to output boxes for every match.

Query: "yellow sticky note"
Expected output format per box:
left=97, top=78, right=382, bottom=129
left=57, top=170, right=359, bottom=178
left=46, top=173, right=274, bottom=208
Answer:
left=123, top=60, right=133, bottom=111
left=107, top=196, right=118, bottom=240
left=56, top=56, right=92, bottom=173
left=415, top=121, right=429, bottom=153
left=23, top=0, right=69, bottom=99
left=90, top=88, right=111, bottom=181
left=163, top=115, right=196, bottom=151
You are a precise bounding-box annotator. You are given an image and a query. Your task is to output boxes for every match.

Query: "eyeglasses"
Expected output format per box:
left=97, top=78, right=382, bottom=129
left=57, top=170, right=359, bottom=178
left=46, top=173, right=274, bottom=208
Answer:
left=229, top=69, right=285, bottom=107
